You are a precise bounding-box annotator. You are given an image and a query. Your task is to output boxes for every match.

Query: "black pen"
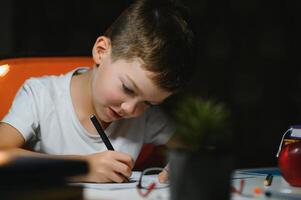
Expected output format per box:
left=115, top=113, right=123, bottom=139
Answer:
left=90, top=115, right=129, bottom=182
left=90, top=115, right=114, bottom=150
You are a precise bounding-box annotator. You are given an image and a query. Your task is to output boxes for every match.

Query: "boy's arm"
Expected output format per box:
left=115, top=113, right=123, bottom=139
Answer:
left=0, top=122, right=25, bottom=149
left=0, top=122, right=65, bottom=157
left=0, top=122, right=134, bottom=183
left=158, top=135, right=189, bottom=183
left=157, top=135, right=178, bottom=183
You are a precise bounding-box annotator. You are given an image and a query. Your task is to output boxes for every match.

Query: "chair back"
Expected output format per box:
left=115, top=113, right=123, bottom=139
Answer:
left=0, top=57, right=93, bottom=119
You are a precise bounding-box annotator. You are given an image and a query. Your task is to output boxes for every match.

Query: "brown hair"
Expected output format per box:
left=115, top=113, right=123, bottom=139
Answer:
left=104, top=0, right=196, bottom=92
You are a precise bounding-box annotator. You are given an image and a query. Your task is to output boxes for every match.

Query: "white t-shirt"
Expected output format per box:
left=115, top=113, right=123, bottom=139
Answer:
left=1, top=68, right=174, bottom=161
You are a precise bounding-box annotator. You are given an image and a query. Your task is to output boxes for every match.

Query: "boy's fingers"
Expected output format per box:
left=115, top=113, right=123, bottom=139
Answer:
left=158, top=170, right=168, bottom=183
left=108, top=171, right=127, bottom=183
left=109, top=151, right=134, bottom=169
left=111, top=160, right=132, bottom=178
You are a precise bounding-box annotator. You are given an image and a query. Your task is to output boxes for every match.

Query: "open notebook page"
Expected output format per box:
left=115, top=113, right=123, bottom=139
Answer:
left=72, top=171, right=169, bottom=190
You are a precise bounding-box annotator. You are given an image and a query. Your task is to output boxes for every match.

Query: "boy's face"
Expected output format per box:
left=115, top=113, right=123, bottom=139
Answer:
left=91, top=41, right=171, bottom=123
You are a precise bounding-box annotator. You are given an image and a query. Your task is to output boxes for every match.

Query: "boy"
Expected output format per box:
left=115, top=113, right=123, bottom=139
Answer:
left=0, top=0, right=195, bottom=183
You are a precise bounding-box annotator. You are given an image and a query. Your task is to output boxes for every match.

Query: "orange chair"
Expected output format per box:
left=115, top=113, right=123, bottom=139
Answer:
left=0, top=56, right=164, bottom=169
left=0, top=57, right=94, bottom=119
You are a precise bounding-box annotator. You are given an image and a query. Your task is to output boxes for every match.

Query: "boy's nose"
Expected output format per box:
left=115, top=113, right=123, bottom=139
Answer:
left=121, top=101, right=137, bottom=116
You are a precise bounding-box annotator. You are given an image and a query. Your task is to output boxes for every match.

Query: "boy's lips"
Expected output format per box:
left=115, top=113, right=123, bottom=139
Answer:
left=108, top=107, right=122, bottom=119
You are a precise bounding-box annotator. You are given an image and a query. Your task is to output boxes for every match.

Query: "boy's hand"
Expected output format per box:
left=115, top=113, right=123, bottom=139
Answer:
left=80, top=151, right=134, bottom=183
left=158, top=164, right=169, bottom=183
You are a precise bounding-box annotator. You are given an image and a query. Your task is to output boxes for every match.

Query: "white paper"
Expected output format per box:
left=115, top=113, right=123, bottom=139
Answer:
left=72, top=171, right=169, bottom=190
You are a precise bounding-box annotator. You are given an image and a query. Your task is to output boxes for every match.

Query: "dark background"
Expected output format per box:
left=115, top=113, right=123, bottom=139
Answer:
left=0, top=0, right=300, bottom=168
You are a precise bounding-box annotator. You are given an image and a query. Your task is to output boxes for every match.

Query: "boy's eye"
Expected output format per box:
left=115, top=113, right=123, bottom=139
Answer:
left=122, top=84, right=135, bottom=95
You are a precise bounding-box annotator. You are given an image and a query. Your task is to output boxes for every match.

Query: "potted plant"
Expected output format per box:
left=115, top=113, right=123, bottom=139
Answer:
left=167, top=95, right=235, bottom=200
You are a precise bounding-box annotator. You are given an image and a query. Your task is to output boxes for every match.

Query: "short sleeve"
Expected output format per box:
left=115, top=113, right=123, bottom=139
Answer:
left=1, top=79, right=40, bottom=141
left=144, top=107, right=174, bottom=145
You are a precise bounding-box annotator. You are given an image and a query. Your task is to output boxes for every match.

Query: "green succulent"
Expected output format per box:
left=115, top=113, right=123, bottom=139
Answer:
left=171, top=96, right=232, bottom=151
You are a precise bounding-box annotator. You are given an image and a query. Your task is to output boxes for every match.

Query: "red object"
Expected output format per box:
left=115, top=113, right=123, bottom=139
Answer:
left=253, top=187, right=263, bottom=195
left=137, top=182, right=157, bottom=197
left=134, top=144, right=166, bottom=170
left=278, top=141, right=301, bottom=186
left=230, top=179, right=245, bottom=194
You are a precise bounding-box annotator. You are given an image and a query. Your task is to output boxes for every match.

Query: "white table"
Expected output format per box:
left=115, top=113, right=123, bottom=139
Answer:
left=81, top=171, right=169, bottom=200
left=82, top=168, right=301, bottom=200
left=84, top=187, right=169, bottom=200
left=231, top=168, right=301, bottom=200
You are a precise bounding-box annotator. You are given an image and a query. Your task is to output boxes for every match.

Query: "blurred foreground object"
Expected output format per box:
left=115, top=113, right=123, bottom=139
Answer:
left=0, top=152, right=88, bottom=200
left=168, top=95, right=234, bottom=200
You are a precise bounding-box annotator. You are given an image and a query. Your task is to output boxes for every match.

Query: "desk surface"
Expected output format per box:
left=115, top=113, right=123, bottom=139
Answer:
left=81, top=168, right=301, bottom=200
left=81, top=171, right=169, bottom=200
left=84, top=187, right=169, bottom=200
left=231, top=168, right=301, bottom=200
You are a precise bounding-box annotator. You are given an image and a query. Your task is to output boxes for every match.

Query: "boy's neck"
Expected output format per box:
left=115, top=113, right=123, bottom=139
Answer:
left=71, top=69, right=111, bottom=132
left=71, top=70, right=94, bottom=120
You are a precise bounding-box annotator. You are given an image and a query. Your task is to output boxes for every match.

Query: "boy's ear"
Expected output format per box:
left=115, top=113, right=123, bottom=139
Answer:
left=92, top=36, right=112, bottom=65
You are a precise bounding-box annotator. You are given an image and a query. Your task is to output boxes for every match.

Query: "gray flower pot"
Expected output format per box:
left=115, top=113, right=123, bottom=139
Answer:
left=169, top=149, right=234, bottom=200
